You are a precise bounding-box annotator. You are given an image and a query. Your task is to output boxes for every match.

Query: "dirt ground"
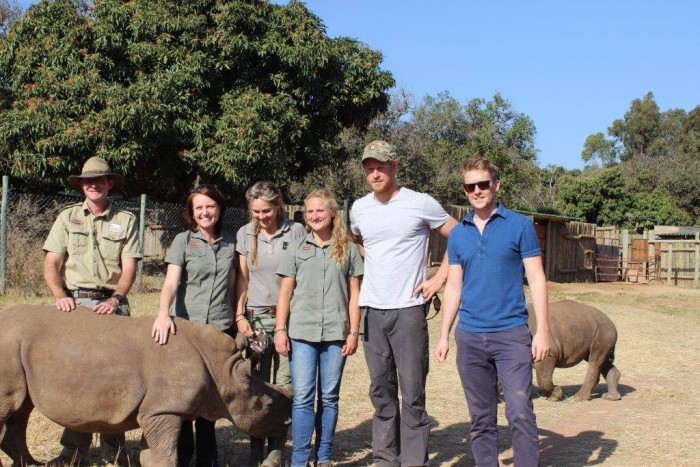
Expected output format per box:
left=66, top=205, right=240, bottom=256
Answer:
left=2, top=281, right=699, bottom=466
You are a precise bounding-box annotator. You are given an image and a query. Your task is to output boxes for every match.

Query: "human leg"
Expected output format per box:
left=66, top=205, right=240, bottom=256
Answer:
left=177, top=420, right=194, bottom=467
left=99, top=432, right=127, bottom=464
left=55, top=429, right=93, bottom=464
left=193, top=417, right=219, bottom=466
left=289, top=339, right=319, bottom=467
left=249, top=312, right=277, bottom=466
left=314, top=341, right=346, bottom=464
left=389, top=306, right=430, bottom=466
left=455, top=328, right=499, bottom=467
left=363, top=307, right=400, bottom=467
left=493, top=326, right=539, bottom=467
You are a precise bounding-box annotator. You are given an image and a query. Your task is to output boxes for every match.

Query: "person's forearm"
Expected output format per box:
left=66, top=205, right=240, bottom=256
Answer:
left=348, top=277, right=361, bottom=332
left=275, top=278, right=294, bottom=330
left=43, top=260, right=68, bottom=299
left=439, top=281, right=461, bottom=340
left=115, top=258, right=137, bottom=296
left=433, top=251, right=450, bottom=284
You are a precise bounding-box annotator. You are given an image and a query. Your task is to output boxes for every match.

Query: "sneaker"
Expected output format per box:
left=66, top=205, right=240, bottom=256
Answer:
left=260, top=449, right=283, bottom=467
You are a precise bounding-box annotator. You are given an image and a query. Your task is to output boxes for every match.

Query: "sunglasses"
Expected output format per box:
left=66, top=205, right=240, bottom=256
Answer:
left=191, top=183, right=220, bottom=193
left=463, top=179, right=494, bottom=193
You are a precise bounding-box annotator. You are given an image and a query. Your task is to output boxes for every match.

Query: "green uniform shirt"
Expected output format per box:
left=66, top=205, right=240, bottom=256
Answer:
left=236, top=220, right=306, bottom=311
left=43, top=201, right=142, bottom=291
left=166, top=230, right=237, bottom=330
left=277, top=233, right=364, bottom=342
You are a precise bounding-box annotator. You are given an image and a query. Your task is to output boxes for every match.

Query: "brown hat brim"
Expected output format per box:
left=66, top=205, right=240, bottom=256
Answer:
left=68, top=173, right=124, bottom=193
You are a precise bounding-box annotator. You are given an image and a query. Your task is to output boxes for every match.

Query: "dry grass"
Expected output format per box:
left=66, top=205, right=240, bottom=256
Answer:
left=2, top=282, right=700, bottom=466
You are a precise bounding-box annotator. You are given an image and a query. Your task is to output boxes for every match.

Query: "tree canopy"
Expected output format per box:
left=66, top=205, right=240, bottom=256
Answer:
left=578, top=92, right=700, bottom=228
left=0, top=0, right=393, bottom=200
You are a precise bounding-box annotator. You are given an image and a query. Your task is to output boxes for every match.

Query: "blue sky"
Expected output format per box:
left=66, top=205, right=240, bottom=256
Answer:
left=298, top=1, right=700, bottom=169
left=15, top=1, right=700, bottom=170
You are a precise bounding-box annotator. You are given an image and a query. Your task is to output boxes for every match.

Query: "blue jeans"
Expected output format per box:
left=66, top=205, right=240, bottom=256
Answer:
left=455, top=325, right=539, bottom=467
left=289, top=339, right=346, bottom=467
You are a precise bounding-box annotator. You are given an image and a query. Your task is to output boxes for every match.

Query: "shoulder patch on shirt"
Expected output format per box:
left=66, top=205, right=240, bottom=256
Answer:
left=70, top=218, right=84, bottom=226
left=189, top=240, right=203, bottom=248
left=283, top=241, right=289, bottom=250
left=108, top=223, right=123, bottom=233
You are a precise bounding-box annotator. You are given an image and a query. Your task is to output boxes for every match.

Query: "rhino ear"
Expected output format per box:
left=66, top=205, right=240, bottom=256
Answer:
left=233, top=357, right=253, bottom=384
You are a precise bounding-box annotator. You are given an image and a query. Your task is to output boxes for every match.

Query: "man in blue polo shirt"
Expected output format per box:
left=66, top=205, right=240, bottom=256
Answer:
left=434, top=158, right=550, bottom=467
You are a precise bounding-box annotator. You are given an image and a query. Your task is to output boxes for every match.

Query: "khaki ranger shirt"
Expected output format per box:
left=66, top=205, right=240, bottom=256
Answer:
left=165, top=230, right=237, bottom=330
left=43, top=201, right=142, bottom=291
left=277, top=233, right=364, bottom=342
left=236, top=220, right=306, bottom=311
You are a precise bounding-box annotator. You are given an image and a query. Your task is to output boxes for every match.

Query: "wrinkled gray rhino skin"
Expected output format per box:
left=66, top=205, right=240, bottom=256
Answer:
left=527, top=299, right=621, bottom=401
left=0, top=305, right=291, bottom=466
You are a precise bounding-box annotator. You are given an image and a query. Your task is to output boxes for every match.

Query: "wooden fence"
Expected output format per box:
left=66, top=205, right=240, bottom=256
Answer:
left=592, top=227, right=699, bottom=288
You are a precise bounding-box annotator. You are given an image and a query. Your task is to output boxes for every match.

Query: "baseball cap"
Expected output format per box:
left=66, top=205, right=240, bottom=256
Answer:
left=361, top=140, right=397, bottom=163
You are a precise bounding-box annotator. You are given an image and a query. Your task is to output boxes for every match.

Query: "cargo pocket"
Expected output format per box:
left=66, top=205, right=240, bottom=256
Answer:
left=100, top=231, right=127, bottom=262
left=68, top=227, right=88, bottom=255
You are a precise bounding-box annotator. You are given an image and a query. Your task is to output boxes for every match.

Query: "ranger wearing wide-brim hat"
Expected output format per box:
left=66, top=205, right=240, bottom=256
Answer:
left=67, top=156, right=125, bottom=192
left=41, top=155, right=141, bottom=465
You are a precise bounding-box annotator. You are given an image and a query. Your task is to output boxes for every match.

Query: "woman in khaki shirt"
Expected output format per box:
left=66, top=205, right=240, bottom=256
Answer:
left=151, top=184, right=236, bottom=466
left=235, top=181, right=305, bottom=467
left=274, top=188, right=363, bottom=467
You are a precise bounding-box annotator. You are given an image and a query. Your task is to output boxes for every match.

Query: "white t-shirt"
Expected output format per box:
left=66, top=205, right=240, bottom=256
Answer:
left=350, top=187, right=449, bottom=309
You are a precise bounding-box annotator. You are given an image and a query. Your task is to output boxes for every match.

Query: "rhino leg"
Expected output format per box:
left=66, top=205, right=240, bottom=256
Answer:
left=601, top=363, right=622, bottom=401
left=0, top=398, right=40, bottom=466
left=535, top=357, right=562, bottom=401
left=574, top=362, right=602, bottom=401
left=139, top=414, right=182, bottom=467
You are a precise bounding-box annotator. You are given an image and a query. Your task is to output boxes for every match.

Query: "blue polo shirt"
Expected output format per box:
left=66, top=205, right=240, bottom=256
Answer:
left=447, top=203, right=541, bottom=333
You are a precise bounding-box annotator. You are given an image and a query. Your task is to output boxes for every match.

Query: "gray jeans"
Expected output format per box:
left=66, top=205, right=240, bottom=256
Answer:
left=363, top=305, right=430, bottom=467
left=75, top=295, right=130, bottom=316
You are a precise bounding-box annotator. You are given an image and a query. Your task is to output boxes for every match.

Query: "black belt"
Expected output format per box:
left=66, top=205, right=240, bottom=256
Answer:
left=71, top=289, right=113, bottom=299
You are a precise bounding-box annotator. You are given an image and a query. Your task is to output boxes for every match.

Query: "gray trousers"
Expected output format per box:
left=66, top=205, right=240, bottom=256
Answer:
left=58, top=297, right=130, bottom=463
left=363, top=305, right=430, bottom=467
left=59, top=431, right=126, bottom=464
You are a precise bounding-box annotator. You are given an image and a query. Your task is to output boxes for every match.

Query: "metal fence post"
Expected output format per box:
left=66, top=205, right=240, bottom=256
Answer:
left=137, top=194, right=146, bottom=292
left=0, top=176, right=8, bottom=294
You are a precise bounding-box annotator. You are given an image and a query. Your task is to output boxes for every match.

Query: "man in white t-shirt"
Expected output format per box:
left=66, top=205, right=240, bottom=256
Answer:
left=350, top=140, right=458, bottom=467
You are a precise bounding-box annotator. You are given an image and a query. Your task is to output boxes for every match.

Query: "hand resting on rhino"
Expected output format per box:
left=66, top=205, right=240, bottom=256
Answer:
left=0, top=305, right=291, bottom=466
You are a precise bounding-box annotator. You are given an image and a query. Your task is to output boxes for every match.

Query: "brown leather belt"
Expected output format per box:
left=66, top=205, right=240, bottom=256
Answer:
left=71, top=289, right=113, bottom=299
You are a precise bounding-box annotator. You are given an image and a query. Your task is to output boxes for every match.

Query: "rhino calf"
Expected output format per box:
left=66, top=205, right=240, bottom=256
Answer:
left=0, top=305, right=291, bottom=466
left=527, top=299, right=621, bottom=401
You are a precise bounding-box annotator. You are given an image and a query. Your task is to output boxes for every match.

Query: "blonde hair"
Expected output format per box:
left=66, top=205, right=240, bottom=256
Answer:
left=304, top=188, right=349, bottom=265
left=245, top=181, right=286, bottom=266
left=462, top=158, right=500, bottom=180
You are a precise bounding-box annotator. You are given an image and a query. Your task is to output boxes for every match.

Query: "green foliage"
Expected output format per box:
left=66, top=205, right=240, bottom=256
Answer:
left=556, top=166, right=632, bottom=226
left=0, top=0, right=393, bottom=200
left=577, top=92, right=700, bottom=228
left=581, top=132, right=617, bottom=167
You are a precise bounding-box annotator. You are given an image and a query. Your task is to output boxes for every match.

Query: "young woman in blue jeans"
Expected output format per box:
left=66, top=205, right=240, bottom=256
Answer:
left=274, top=188, right=363, bottom=467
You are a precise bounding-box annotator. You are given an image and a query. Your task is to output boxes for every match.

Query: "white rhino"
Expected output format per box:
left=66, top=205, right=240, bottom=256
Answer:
left=0, top=305, right=291, bottom=466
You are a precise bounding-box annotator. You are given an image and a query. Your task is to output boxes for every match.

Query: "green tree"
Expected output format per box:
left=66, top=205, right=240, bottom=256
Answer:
left=409, top=91, right=539, bottom=208
left=608, top=92, right=662, bottom=162
left=556, top=166, right=632, bottom=227
left=0, top=0, right=393, bottom=200
left=581, top=132, right=617, bottom=167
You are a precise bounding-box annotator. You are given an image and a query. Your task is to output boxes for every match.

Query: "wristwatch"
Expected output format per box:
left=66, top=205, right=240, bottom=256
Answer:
left=111, top=293, right=124, bottom=303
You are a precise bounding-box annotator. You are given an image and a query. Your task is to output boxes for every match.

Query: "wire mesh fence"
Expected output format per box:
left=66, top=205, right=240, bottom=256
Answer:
left=0, top=187, right=252, bottom=295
